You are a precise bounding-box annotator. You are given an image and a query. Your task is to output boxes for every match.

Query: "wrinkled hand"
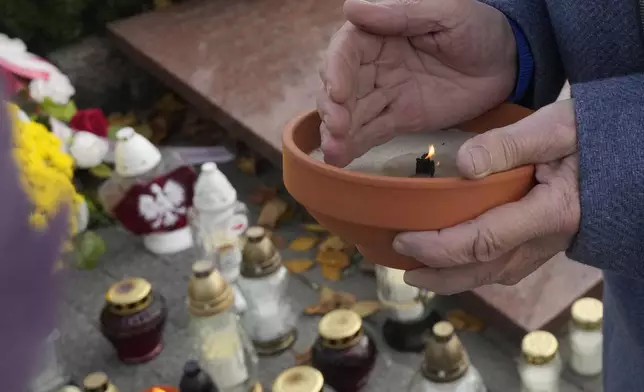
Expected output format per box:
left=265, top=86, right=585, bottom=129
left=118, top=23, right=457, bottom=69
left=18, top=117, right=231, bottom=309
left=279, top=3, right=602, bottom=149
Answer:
left=394, top=100, right=580, bottom=294
left=318, top=0, right=518, bottom=167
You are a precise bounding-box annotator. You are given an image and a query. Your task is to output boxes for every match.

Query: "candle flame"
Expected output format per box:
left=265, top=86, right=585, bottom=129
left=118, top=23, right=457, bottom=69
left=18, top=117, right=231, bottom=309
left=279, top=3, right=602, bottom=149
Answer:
left=425, top=144, right=435, bottom=160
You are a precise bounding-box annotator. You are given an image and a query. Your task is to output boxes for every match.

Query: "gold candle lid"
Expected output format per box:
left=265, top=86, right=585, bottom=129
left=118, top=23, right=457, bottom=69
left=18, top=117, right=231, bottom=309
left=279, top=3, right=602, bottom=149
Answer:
left=422, top=321, right=469, bottom=383
left=188, top=260, right=234, bottom=317
left=571, top=297, right=603, bottom=330
left=241, top=226, right=281, bottom=277
left=105, top=278, right=152, bottom=315
left=522, top=330, right=559, bottom=365
left=82, top=372, right=109, bottom=392
left=272, top=366, right=324, bottom=392
left=318, top=309, right=363, bottom=349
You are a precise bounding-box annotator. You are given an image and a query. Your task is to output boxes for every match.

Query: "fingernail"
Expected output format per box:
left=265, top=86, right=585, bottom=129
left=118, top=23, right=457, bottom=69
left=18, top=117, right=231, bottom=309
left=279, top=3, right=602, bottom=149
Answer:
left=393, top=237, right=409, bottom=255
left=468, top=145, right=492, bottom=177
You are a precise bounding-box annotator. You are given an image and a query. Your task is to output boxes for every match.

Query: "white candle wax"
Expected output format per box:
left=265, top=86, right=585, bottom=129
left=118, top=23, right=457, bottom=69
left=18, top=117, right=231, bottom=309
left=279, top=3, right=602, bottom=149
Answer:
left=309, top=129, right=478, bottom=178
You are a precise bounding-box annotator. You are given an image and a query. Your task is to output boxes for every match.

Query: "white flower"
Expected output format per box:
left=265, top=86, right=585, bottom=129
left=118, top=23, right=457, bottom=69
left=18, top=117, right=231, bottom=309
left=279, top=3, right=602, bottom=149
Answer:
left=15, top=107, right=30, bottom=123
left=76, top=199, right=89, bottom=234
left=68, top=131, right=109, bottom=169
left=0, top=33, right=27, bottom=55
left=28, top=71, right=75, bottom=105
left=49, top=117, right=73, bottom=152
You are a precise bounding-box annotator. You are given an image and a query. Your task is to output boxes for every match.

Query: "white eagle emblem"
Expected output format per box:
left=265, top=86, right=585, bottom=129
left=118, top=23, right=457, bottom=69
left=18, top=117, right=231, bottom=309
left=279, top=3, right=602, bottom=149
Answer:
left=137, top=180, right=187, bottom=229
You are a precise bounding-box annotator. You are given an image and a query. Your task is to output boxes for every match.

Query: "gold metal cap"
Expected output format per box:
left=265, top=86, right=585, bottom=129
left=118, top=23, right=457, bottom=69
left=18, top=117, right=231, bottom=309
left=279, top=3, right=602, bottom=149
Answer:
left=318, top=309, right=362, bottom=341
left=571, top=297, right=603, bottom=331
left=241, top=226, right=281, bottom=277
left=433, top=321, right=455, bottom=342
left=188, top=260, right=234, bottom=316
left=106, top=278, right=151, bottom=306
left=422, top=321, right=469, bottom=383
left=83, top=372, right=109, bottom=391
left=272, top=366, right=324, bottom=392
left=522, top=330, right=559, bottom=365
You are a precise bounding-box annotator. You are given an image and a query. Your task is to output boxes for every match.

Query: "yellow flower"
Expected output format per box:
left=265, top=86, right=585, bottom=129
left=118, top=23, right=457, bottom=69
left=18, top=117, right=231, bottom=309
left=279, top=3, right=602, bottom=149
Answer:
left=8, top=104, right=84, bottom=245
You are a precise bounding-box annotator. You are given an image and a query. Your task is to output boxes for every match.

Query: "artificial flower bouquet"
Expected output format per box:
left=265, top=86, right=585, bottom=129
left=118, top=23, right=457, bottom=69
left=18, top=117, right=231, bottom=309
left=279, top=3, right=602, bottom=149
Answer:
left=0, top=33, right=113, bottom=269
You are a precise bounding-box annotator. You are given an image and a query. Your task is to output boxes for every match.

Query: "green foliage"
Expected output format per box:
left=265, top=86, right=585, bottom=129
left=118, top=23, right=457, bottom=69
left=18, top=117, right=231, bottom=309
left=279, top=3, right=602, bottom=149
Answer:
left=0, top=0, right=154, bottom=54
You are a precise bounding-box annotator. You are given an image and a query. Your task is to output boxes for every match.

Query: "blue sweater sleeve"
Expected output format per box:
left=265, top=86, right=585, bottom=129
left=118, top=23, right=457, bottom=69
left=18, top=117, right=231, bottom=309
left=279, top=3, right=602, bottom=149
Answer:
left=506, top=18, right=534, bottom=102
left=479, top=0, right=565, bottom=108
left=566, top=75, right=644, bottom=277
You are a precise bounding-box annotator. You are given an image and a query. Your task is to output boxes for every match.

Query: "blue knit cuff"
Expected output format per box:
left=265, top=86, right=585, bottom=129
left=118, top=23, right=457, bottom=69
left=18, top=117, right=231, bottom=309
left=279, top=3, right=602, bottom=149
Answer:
left=506, top=17, right=535, bottom=102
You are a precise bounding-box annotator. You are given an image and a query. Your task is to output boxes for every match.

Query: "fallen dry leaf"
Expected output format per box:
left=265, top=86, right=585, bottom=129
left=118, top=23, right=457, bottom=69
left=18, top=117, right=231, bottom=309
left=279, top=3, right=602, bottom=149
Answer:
left=304, top=287, right=357, bottom=315
left=269, top=233, right=286, bottom=249
left=248, top=185, right=278, bottom=205
left=289, top=236, right=318, bottom=252
left=155, top=93, right=184, bottom=112
left=284, top=259, right=315, bottom=273
left=319, top=235, right=347, bottom=252
left=257, top=198, right=289, bottom=229
left=294, top=348, right=312, bottom=365
left=237, top=156, right=256, bottom=175
left=350, top=300, right=381, bottom=318
left=303, top=223, right=328, bottom=233
left=316, top=250, right=350, bottom=269
left=446, top=309, right=484, bottom=333
left=108, top=111, right=138, bottom=127
left=320, top=265, right=342, bottom=281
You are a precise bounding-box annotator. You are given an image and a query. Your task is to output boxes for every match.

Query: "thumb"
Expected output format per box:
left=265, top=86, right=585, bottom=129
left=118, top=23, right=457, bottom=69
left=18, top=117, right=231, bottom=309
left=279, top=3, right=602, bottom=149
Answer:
left=343, top=0, right=469, bottom=36
left=456, top=100, right=578, bottom=179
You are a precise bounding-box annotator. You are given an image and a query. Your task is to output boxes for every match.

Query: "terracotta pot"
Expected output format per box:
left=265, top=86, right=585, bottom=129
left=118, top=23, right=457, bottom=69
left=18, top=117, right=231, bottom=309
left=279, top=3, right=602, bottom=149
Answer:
left=283, top=104, right=535, bottom=270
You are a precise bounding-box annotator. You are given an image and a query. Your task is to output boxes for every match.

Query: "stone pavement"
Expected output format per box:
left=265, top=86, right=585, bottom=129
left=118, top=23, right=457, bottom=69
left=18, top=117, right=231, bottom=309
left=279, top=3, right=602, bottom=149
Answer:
left=57, top=162, right=603, bottom=392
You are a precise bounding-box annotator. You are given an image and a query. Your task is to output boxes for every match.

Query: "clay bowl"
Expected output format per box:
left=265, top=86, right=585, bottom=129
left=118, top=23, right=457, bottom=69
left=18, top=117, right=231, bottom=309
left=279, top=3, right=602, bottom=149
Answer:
left=282, top=104, right=535, bottom=270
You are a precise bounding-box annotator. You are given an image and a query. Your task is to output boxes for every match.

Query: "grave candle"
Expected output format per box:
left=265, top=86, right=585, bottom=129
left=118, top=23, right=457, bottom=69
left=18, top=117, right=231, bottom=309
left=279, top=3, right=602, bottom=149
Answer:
left=519, top=331, right=562, bottom=392
left=415, top=145, right=437, bottom=177
left=568, top=297, right=603, bottom=376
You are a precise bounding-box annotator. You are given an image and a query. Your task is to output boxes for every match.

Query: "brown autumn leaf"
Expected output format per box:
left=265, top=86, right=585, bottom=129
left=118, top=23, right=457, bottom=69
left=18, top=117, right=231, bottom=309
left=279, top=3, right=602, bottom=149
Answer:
left=320, top=265, right=342, bottom=281
left=248, top=185, right=278, bottom=205
left=155, top=93, right=184, bottom=112
left=289, top=236, right=318, bottom=252
left=446, top=309, right=484, bottom=333
left=257, top=198, right=289, bottom=229
left=319, top=235, right=347, bottom=252
left=284, top=259, right=315, bottom=274
left=148, top=115, right=169, bottom=144
left=270, top=233, right=287, bottom=249
left=294, top=348, right=312, bottom=365
left=237, top=156, right=256, bottom=175
left=316, top=250, right=350, bottom=269
left=304, top=287, right=357, bottom=315
left=350, top=300, right=381, bottom=318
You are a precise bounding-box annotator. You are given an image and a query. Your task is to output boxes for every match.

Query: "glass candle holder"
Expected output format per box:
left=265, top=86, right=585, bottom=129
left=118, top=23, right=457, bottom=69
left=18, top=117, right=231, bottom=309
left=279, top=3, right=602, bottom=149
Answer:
left=311, top=309, right=377, bottom=392
left=238, top=227, right=298, bottom=355
left=407, top=321, right=486, bottom=392
left=30, top=329, right=68, bottom=392
left=187, top=260, right=260, bottom=392
left=519, top=331, right=562, bottom=392
left=568, top=297, right=603, bottom=376
left=99, top=278, right=167, bottom=364
left=82, top=372, right=119, bottom=392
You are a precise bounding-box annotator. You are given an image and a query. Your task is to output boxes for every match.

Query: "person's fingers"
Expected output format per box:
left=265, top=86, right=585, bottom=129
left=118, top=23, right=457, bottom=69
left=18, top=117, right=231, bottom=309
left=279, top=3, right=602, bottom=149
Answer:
left=322, top=23, right=382, bottom=105
left=403, top=257, right=509, bottom=295
left=456, top=99, right=577, bottom=179
left=394, top=180, right=568, bottom=268
left=316, top=92, right=351, bottom=136
left=402, top=238, right=560, bottom=294
left=343, top=0, right=470, bottom=36
left=348, top=111, right=397, bottom=161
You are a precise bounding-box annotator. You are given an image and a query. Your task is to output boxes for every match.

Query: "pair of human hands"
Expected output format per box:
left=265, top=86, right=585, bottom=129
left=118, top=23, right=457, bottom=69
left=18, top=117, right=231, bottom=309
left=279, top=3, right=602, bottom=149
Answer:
left=319, top=0, right=580, bottom=293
